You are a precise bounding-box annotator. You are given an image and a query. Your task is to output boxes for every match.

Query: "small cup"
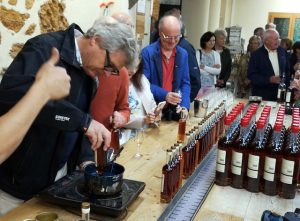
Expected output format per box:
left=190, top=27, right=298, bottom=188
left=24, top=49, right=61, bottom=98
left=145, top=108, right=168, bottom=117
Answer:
left=35, top=212, right=59, bottom=221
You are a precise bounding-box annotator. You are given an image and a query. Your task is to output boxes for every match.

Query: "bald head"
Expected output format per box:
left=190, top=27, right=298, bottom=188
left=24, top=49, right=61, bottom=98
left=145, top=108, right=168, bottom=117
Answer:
left=112, top=12, right=133, bottom=27
left=158, top=15, right=181, bottom=33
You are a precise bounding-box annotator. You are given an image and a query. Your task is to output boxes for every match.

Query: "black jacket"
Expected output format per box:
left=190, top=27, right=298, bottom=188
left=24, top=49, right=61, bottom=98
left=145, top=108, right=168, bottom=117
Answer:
left=217, top=47, right=232, bottom=85
left=179, top=38, right=201, bottom=101
left=0, top=24, right=96, bottom=200
left=247, top=46, right=290, bottom=101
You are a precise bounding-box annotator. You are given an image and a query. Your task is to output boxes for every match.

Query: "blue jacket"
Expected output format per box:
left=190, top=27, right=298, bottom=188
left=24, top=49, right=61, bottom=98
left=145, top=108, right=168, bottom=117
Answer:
left=247, top=46, right=290, bottom=101
left=178, top=38, right=201, bottom=101
left=141, top=40, right=191, bottom=109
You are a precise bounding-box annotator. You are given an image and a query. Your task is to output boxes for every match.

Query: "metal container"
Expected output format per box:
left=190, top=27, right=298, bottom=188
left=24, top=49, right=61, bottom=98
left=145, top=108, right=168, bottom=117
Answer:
left=84, top=163, right=124, bottom=196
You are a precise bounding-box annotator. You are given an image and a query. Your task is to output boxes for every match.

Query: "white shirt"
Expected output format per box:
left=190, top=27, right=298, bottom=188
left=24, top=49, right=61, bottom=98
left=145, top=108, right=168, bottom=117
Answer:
left=265, top=46, right=280, bottom=77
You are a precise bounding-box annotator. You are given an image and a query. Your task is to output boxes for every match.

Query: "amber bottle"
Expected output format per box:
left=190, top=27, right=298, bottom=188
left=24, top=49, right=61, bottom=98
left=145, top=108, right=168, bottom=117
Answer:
left=231, top=116, right=256, bottom=189
left=215, top=116, right=240, bottom=186
left=262, top=123, right=285, bottom=196
left=177, top=115, right=186, bottom=143
left=161, top=150, right=173, bottom=203
left=279, top=124, right=300, bottom=199
left=245, top=119, right=272, bottom=193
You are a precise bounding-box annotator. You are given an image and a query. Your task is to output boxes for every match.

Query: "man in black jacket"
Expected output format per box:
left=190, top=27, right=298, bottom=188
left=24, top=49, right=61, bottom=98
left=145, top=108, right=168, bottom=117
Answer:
left=0, top=16, right=137, bottom=215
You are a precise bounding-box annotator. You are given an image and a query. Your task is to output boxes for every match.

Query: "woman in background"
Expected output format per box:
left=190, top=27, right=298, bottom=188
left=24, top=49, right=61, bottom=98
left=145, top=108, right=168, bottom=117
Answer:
left=196, top=31, right=221, bottom=98
left=236, top=35, right=261, bottom=98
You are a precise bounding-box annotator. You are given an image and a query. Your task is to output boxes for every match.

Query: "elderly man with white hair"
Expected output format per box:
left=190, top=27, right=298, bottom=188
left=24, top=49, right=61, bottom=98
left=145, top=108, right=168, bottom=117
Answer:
left=247, top=29, right=290, bottom=101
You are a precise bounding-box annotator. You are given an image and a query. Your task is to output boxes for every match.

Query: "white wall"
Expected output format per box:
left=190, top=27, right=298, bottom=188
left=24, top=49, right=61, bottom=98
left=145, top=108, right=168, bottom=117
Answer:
left=0, top=0, right=129, bottom=71
left=182, top=0, right=300, bottom=49
left=232, top=0, right=300, bottom=47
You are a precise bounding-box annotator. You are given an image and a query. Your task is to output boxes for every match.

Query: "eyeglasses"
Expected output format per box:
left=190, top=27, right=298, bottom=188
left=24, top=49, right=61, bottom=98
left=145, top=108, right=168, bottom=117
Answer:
left=161, top=32, right=182, bottom=41
left=104, top=49, right=119, bottom=75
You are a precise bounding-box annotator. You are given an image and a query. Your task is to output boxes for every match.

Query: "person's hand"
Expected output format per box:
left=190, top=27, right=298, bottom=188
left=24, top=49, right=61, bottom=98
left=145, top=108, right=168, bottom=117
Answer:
left=269, top=76, right=281, bottom=84
left=291, top=78, right=300, bottom=90
left=166, top=92, right=181, bottom=105
left=35, top=47, right=71, bottom=100
left=216, top=79, right=224, bottom=86
left=213, top=64, right=221, bottom=69
left=85, top=119, right=111, bottom=151
left=110, top=111, right=126, bottom=128
left=144, top=112, right=156, bottom=124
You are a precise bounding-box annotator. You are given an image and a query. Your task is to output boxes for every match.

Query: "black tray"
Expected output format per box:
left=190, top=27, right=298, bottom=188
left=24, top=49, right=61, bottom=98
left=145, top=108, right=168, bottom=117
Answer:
left=38, top=170, right=145, bottom=217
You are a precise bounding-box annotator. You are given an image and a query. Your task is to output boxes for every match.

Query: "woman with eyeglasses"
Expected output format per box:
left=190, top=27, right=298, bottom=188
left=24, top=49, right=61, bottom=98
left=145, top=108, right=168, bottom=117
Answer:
left=196, top=31, right=221, bottom=98
left=119, top=60, right=162, bottom=145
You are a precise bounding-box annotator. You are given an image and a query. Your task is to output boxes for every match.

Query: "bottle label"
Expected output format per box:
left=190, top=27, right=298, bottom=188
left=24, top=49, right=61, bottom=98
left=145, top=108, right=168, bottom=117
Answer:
left=161, top=174, right=165, bottom=193
left=263, top=156, right=276, bottom=181
left=286, top=91, right=291, bottom=102
left=277, top=89, right=281, bottom=98
left=247, top=154, right=259, bottom=178
left=231, top=151, right=242, bottom=175
left=216, top=149, right=226, bottom=173
left=280, top=159, right=294, bottom=184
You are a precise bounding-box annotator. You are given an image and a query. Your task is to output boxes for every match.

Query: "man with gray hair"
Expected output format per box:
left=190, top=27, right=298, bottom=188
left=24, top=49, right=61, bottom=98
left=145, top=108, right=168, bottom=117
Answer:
left=0, top=16, right=137, bottom=215
left=248, top=29, right=289, bottom=101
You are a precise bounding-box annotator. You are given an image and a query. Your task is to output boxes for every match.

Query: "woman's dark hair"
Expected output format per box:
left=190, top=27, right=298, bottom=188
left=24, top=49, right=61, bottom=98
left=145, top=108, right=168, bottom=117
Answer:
left=200, top=31, right=215, bottom=49
left=131, top=60, right=143, bottom=92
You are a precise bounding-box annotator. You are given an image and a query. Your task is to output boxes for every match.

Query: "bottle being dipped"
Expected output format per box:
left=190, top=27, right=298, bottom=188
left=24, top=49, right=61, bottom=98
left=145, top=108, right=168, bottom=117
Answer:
left=110, top=128, right=120, bottom=152
left=161, top=150, right=173, bottom=203
left=279, top=121, right=300, bottom=199
left=277, top=72, right=286, bottom=104
left=231, top=107, right=257, bottom=189
left=245, top=116, right=272, bottom=193
left=262, top=121, right=285, bottom=196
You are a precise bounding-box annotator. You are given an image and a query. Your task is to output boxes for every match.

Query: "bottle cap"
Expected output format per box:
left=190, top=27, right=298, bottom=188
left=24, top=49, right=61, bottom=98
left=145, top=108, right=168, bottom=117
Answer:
left=274, top=122, right=282, bottom=131
left=241, top=117, right=249, bottom=127
left=256, top=120, right=265, bottom=129
left=291, top=124, right=299, bottom=133
left=82, top=202, right=90, bottom=209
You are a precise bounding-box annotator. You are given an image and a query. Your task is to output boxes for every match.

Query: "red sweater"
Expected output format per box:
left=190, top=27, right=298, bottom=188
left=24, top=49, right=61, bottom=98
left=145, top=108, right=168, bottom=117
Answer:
left=90, top=67, right=130, bottom=131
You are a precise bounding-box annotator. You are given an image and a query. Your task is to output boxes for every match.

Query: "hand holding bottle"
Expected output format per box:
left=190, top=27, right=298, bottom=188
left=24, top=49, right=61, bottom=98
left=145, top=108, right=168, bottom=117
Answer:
left=166, top=92, right=181, bottom=105
left=269, top=76, right=281, bottom=84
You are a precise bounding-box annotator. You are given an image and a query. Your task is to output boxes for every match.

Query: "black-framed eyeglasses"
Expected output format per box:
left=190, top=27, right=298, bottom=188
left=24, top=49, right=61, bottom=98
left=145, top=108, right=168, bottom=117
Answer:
left=161, top=32, right=182, bottom=41
left=104, top=49, right=119, bottom=75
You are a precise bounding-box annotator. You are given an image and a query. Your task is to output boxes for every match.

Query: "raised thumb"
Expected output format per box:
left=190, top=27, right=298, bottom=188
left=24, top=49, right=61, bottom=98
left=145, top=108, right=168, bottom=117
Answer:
left=48, top=47, right=60, bottom=65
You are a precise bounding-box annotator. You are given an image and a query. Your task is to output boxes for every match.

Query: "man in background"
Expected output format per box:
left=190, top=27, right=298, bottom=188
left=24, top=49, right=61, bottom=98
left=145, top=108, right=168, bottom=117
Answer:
left=164, top=8, right=201, bottom=101
left=141, top=15, right=190, bottom=120
left=248, top=29, right=289, bottom=101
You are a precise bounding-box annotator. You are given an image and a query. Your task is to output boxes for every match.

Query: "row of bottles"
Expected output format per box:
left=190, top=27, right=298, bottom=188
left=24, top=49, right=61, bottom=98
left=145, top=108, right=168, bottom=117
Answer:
left=215, top=105, right=300, bottom=199
left=215, top=102, right=245, bottom=186
left=161, top=101, right=226, bottom=203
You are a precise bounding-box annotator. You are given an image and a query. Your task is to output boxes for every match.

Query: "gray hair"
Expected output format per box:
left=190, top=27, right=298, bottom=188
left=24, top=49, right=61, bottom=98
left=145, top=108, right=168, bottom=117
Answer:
left=214, top=28, right=227, bottom=38
left=85, top=16, right=137, bottom=68
left=263, top=29, right=279, bottom=42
